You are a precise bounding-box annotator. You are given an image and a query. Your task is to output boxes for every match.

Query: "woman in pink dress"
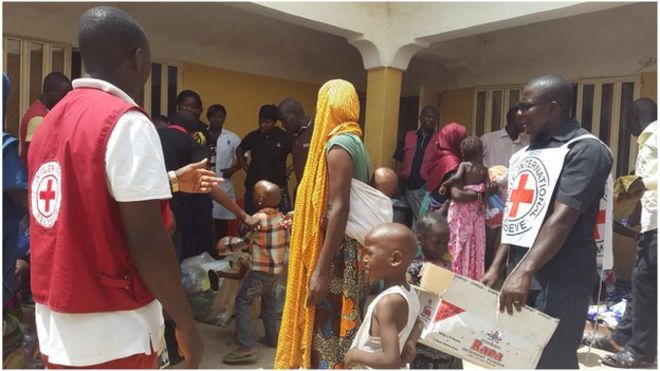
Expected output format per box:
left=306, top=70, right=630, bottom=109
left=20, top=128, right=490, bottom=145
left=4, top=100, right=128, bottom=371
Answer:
left=439, top=136, right=489, bottom=280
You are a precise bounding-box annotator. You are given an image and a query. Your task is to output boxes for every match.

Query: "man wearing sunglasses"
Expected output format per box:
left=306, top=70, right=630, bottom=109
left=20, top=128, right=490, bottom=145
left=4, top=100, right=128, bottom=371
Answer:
left=482, top=75, right=613, bottom=368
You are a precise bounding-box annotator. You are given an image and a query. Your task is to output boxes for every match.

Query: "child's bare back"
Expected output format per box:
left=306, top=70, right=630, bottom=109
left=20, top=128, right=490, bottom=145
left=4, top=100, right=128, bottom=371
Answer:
left=458, top=161, right=488, bottom=186
left=440, top=136, right=490, bottom=195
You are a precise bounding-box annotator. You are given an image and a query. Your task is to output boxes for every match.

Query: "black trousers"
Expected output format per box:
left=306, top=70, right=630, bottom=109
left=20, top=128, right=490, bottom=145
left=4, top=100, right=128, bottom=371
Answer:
left=612, top=229, right=657, bottom=360
left=507, top=245, right=596, bottom=369
left=171, top=193, right=214, bottom=261
left=528, top=283, right=593, bottom=369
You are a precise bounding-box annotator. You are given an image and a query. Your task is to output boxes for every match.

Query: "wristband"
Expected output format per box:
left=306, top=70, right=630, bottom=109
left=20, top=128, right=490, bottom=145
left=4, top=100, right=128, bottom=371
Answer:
left=168, top=171, right=179, bottom=193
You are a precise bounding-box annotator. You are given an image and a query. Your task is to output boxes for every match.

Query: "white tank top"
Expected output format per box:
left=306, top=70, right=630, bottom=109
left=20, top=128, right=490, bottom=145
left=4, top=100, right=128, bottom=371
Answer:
left=350, top=284, right=420, bottom=369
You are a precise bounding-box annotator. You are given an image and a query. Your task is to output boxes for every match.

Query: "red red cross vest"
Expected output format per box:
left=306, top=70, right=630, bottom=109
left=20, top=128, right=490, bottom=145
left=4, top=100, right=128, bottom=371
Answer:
left=28, top=87, right=159, bottom=313
left=399, top=130, right=433, bottom=179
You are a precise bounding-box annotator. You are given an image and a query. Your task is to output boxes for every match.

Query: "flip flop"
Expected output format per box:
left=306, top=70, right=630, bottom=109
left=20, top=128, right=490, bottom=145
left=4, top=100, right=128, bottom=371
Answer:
left=223, top=350, right=257, bottom=365
left=602, top=351, right=654, bottom=369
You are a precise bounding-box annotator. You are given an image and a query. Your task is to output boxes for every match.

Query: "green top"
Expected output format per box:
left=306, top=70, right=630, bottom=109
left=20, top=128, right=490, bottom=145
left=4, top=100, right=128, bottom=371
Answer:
left=326, top=133, right=372, bottom=183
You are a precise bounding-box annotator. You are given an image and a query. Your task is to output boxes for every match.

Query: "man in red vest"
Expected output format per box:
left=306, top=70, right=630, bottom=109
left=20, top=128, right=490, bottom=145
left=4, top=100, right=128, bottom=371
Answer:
left=18, top=72, right=72, bottom=167
left=28, top=6, right=214, bottom=368
left=393, top=106, right=438, bottom=222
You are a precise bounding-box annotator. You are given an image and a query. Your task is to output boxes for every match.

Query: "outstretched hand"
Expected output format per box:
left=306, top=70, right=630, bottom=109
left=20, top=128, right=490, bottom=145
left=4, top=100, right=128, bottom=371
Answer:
left=175, top=159, right=222, bottom=193
left=242, top=214, right=260, bottom=230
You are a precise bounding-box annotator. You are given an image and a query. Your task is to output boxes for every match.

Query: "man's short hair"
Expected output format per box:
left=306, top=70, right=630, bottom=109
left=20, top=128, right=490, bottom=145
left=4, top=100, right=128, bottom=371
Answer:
left=176, top=90, right=203, bottom=109
left=526, top=75, right=573, bottom=118
left=259, top=104, right=279, bottom=121
left=78, top=6, right=148, bottom=76
left=207, top=104, right=226, bottom=117
left=43, top=72, right=71, bottom=92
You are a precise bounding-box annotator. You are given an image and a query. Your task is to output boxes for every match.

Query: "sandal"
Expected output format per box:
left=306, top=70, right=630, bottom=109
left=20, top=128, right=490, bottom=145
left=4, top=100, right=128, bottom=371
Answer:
left=223, top=350, right=257, bottom=365
left=602, top=351, right=654, bottom=368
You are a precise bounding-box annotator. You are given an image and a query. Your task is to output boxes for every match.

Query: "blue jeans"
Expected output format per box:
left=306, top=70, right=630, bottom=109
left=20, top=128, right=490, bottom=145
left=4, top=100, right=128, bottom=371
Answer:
left=235, top=271, right=281, bottom=349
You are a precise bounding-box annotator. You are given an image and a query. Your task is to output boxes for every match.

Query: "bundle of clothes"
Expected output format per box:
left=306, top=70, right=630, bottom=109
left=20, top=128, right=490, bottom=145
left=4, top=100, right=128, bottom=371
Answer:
left=587, top=279, right=633, bottom=329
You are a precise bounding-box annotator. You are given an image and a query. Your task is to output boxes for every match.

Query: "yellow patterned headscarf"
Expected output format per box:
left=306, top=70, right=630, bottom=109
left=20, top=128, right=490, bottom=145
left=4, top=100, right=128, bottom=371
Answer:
left=275, top=79, right=362, bottom=368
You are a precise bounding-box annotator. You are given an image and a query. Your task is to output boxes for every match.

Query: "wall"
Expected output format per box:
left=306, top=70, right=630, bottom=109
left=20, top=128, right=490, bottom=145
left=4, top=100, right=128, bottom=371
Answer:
left=439, top=88, right=475, bottom=134
left=402, top=57, right=459, bottom=97
left=419, top=85, right=441, bottom=114
left=181, top=62, right=320, bottom=199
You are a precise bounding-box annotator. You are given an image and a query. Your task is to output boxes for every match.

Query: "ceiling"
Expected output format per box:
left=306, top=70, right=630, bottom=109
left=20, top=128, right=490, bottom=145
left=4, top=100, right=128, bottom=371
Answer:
left=3, top=2, right=656, bottom=97
left=411, top=2, right=657, bottom=89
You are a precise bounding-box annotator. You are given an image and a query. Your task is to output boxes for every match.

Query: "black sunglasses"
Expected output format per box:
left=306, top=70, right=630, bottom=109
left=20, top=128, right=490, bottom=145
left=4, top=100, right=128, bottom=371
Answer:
left=516, top=100, right=562, bottom=112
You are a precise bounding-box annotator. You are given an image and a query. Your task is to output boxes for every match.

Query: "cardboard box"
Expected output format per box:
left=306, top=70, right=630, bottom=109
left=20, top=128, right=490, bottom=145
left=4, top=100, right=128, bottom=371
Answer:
left=417, top=264, right=560, bottom=369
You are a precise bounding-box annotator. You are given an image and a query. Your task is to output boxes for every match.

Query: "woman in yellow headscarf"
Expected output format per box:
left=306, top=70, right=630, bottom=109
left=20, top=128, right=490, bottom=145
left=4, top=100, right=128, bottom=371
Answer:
left=275, top=79, right=371, bottom=368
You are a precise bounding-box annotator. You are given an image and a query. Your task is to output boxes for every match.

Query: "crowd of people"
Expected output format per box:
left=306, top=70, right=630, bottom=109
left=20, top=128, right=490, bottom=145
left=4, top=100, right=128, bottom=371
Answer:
left=2, top=5, right=656, bottom=370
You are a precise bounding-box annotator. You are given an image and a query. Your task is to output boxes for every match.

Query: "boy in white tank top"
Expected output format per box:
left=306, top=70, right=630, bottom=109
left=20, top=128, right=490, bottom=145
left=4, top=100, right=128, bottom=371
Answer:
left=345, top=223, right=421, bottom=369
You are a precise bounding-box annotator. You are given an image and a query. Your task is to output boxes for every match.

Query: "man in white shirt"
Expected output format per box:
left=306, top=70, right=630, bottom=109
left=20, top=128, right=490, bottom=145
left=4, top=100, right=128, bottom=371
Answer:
left=208, top=104, right=242, bottom=241
left=30, top=7, right=212, bottom=368
left=480, top=106, right=529, bottom=168
left=600, top=98, right=657, bottom=368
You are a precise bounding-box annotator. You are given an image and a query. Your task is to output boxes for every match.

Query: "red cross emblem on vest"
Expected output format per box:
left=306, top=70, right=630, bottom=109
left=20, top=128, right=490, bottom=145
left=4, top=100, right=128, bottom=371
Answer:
left=31, top=161, right=62, bottom=228
left=509, top=174, right=535, bottom=218
left=39, top=179, right=57, bottom=213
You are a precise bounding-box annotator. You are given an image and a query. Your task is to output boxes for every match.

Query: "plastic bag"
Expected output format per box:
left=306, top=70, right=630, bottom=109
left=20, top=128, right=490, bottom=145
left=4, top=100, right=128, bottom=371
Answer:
left=486, top=194, right=506, bottom=227
left=486, top=166, right=508, bottom=228
left=180, top=252, right=230, bottom=295
left=419, top=192, right=432, bottom=216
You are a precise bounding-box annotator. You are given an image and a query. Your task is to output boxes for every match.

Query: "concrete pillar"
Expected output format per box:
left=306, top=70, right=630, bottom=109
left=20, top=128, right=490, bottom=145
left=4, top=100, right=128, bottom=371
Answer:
left=363, top=67, right=403, bottom=169
left=641, top=71, right=657, bottom=101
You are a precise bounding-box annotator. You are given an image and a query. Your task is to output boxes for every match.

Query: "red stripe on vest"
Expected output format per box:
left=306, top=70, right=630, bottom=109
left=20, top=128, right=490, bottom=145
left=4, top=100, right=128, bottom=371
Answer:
left=168, top=124, right=188, bottom=135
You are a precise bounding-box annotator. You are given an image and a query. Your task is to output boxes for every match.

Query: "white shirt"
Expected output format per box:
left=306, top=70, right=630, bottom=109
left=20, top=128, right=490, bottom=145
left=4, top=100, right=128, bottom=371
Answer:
left=35, top=78, right=170, bottom=366
left=213, top=128, right=241, bottom=220
left=637, top=121, right=657, bottom=233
